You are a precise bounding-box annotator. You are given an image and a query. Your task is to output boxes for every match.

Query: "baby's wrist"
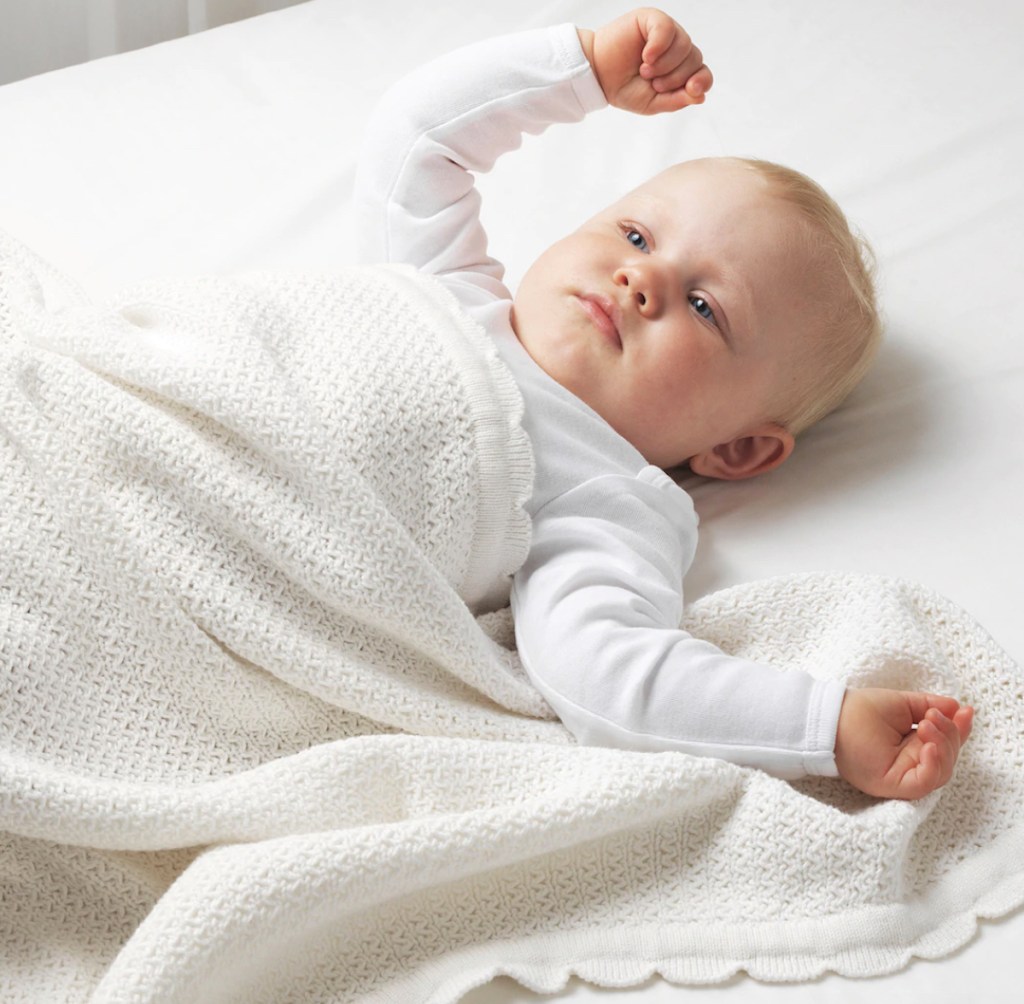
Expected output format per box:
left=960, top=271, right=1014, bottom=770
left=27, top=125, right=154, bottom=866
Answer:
left=576, top=27, right=596, bottom=74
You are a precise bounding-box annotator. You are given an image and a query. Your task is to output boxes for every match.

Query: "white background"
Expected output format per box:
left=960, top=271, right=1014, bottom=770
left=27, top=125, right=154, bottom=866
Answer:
left=0, top=0, right=309, bottom=85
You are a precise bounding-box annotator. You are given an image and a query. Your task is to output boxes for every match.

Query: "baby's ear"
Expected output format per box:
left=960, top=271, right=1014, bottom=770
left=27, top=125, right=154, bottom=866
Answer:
left=689, top=424, right=794, bottom=480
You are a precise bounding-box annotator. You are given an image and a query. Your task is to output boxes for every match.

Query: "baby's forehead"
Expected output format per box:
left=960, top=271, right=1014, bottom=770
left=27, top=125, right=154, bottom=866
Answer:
left=600, top=158, right=776, bottom=217
left=669, top=157, right=772, bottom=194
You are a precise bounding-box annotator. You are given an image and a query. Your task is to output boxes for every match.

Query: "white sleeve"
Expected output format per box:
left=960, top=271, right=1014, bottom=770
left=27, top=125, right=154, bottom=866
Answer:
left=510, top=467, right=845, bottom=779
left=352, top=23, right=606, bottom=289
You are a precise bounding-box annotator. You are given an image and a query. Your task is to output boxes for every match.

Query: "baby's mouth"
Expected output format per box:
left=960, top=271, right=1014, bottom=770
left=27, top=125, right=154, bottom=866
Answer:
left=575, top=294, right=622, bottom=349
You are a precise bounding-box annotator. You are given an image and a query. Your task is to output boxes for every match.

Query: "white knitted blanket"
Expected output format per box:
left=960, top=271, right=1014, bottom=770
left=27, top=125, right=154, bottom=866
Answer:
left=2, top=232, right=1023, bottom=1002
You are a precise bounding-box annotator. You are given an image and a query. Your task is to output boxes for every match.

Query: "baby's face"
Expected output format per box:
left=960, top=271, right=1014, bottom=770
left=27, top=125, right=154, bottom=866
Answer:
left=510, top=158, right=821, bottom=469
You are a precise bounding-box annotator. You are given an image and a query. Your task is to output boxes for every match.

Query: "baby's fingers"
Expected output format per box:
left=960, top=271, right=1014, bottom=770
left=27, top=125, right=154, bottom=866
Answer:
left=954, top=705, right=975, bottom=743
left=916, top=741, right=944, bottom=791
left=640, top=30, right=697, bottom=77
left=643, top=48, right=712, bottom=110
left=887, top=710, right=960, bottom=799
left=917, top=711, right=961, bottom=785
left=921, top=708, right=961, bottom=749
left=639, top=16, right=710, bottom=93
left=890, top=736, right=941, bottom=799
left=650, top=63, right=713, bottom=100
left=637, top=11, right=684, bottom=71
left=641, top=37, right=706, bottom=84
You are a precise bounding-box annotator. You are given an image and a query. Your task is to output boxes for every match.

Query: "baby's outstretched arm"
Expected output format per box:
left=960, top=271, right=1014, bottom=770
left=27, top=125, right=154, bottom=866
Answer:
left=835, top=689, right=974, bottom=799
left=577, top=8, right=713, bottom=114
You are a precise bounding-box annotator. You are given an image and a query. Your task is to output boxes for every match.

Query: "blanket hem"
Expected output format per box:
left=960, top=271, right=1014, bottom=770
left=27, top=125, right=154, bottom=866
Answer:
left=408, top=826, right=1024, bottom=1001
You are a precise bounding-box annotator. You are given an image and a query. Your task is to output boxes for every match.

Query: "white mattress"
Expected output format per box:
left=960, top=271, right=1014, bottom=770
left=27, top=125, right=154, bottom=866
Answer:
left=1, top=0, right=1020, bottom=1000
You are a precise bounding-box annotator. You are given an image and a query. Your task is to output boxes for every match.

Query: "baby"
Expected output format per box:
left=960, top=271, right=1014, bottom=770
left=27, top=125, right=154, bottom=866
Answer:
left=354, top=8, right=973, bottom=799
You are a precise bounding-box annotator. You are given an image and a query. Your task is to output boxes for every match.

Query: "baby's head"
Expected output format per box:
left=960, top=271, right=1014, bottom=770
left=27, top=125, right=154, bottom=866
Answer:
left=510, top=156, right=880, bottom=476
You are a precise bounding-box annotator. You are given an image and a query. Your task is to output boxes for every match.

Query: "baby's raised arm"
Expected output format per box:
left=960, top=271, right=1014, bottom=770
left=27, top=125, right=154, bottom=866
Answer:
left=352, top=21, right=607, bottom=284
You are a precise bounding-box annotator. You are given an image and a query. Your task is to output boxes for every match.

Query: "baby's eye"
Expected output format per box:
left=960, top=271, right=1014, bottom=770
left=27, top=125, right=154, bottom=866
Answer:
left=623, top=227, right=649, bottom=252
left=689, top=295, right=717, bottom=325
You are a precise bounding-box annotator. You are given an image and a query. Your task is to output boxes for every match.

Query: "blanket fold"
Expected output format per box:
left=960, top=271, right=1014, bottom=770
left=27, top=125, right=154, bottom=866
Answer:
left=1, top=232, right=1022, bottom=1002
left=0, top=229, right=555, bottom=788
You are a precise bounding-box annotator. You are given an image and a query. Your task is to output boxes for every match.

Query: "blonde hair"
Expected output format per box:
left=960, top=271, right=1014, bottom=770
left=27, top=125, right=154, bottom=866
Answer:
left=737, top=158, right=882, bottom=436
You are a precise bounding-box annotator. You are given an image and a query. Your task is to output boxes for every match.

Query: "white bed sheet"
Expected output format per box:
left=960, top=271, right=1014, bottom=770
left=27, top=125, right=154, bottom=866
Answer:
left=0, top=0, right=1020, bottom=1001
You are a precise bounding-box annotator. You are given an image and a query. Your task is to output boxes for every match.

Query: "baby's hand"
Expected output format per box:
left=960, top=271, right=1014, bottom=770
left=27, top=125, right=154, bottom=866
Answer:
left=578, top=8, right=713, bottom=115
left=834, top=688, right=974, bottom=800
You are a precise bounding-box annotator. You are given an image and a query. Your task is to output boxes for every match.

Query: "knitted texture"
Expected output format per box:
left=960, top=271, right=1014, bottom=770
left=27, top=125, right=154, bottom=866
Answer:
left=2, top=233, right=1023, bottom=1001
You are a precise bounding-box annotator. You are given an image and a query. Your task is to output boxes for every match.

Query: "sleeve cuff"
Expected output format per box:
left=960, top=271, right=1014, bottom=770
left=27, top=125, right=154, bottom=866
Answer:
left=803, top=679, right=846, bottom=778
left=551, top=22, right=608, bottom=115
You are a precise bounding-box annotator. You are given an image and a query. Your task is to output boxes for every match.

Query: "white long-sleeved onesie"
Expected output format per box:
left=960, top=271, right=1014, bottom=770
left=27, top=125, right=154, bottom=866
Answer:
left=353, top=23, right=845, bottom=779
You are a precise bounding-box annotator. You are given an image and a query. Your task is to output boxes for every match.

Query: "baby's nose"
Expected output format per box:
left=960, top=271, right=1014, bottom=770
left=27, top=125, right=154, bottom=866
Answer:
left=614, top=266, right=657, bottom=315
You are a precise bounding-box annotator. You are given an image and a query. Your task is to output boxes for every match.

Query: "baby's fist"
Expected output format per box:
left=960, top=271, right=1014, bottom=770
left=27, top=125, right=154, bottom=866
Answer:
left=834, top=688, right=974, bottom=800
left=578, top=8, right=713, bottom=115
